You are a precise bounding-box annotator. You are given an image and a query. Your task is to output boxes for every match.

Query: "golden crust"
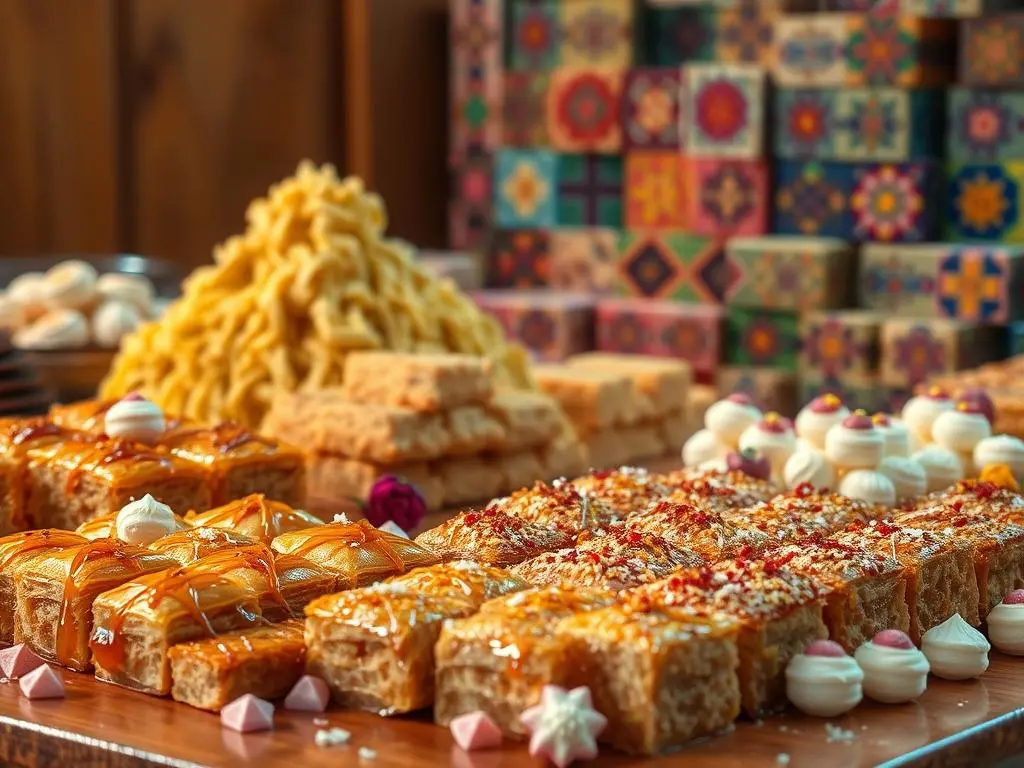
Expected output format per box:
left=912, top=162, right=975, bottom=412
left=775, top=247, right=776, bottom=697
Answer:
left=490, top=481, right=618, bottom=533
left=149, top=527, right=257, bottom=565
left=184, top=494, right=323, bottom=543
left=655, top=470, right=779, bottom=516
left=413, top=508, right=573, bottom=566
left=626, top=501, right=770, bottom=561
left=568, top=467, right=671, bottom=517
left=383, top=561, right=528, bottom=606
left=75, top=510, right=192, bottom=541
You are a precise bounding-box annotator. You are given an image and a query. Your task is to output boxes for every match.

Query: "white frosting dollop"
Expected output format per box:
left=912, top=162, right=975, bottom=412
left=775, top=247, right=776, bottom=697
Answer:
left=854, top=642, right=929, bottom=704
left=784, top=448, right=835, bottom=491
left=921, top=614, right=989, bottom=680
left=795, top=404, right=850, bottom=452
left=875, top=417, right=910, bottom=458
left=704, top=398, right=762, bottom=447
left=878, top=456, right=928, bottom=501
left=104, top=397, right=166, bottom=444
left=825, top=421, right=884, bottom=470
left=974, top=435, right=1024, bottom=480
left=933, top=409, right=991, bottom=453
left=902, top=394, right=954, bottom=445
left=738, top=420, right=796, bottom=480
left=839, top=470, right=896, bottom=507
left=987, top=602, right=1024, bottom=656
left=682, top=428, right=729, bottom=468
left=115, top=494, right=179, bottom=545
left=912, top=446, right=964, bottom=494
left=785, top=654, right=864, bottom=717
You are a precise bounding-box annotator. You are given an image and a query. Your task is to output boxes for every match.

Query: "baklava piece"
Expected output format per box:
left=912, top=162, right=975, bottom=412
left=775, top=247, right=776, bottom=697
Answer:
left=48, top=399, right=189, bottom=432
left=148, top=527, right=256, bottom=566
left=413, top=507, right=573, bottom=567
left=655, top=470, right=779, bottom=516
left=490, top=482, right=617, bottom=534
left=729, top=486, right=881, bottom=545
left=627, top=501, right=770, bottom=561
left=568, top=467, right=671, bottom=518
left=75, top=509, right=192, bottom=541
left=184, top=494, right=323, bottom=543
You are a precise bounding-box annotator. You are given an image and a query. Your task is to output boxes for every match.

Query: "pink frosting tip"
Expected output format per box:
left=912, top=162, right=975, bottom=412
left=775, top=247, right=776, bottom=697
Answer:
left=871, top=413, right=891, bottom=427
left=0, top=644, right=44, bottom=679
left=283, top=675, right=329, bottom=712
left=121, top=392, right=146, bottom=402
left=925, top=386, right=950, bottom=401
left=451, top=711, right=503, bottom=752
left=841, top=413, right=874, bottom=431
left=804, top=640, right=847, bottom=658
left=872, top=629, right=915, bottom=650
left=810, top=394, right=844, bottom=414
left=961, top=388, right=996, bottom=425
left=1004, top=589, right=1024, bottom=605
left=726, top=392, right=754, bottom=406
left=758, top=413, right=789, bottom=434
left=221, top=694, right=275, bottom=733
left=955, top=399, right=984, bottom=415
left=19, top=664, right=64, bottom=699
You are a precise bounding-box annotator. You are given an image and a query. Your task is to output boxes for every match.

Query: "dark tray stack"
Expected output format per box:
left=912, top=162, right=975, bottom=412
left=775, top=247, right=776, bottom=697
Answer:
left=0, top=332, right=54, bottom=416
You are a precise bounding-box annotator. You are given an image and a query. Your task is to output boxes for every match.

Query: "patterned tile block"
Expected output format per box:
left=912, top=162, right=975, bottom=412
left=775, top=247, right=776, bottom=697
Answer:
left=773, top=14, right=852, bottom=87
left=549, top=227, right=618, bottom=293
left=727, top=235, right=853, bottom=311
left=624, top=152, right=685, bottom=229
left=935, top=246, right=1024, bottom=324
left=485, top=229, right=551, bottom=288
left=960, top=13, right=1024, bottom=86
left=682, top=63, right=766, bottom=159
left=558, top=0, right=634, bottom=69
left=508, top=1, right=559, bottom=71
left=834, top=88, right=943, bottom=162
left=717, top=367, right=799, bottom=417
left=557, top=154, right=623, bottom=227
left=621, top=67, right=682, bottom=150
left=845, top=10, right=955, bottom=87
left=502, top=71, right=550, bottom=148
left=645, top=6, right=717, bottom=66
left=495, top=149, right=558, bottom=228
left=859, top=243, right=945, bottom=315
left=774, top=89, right=838, bottom=159
left=879, top=318, right=1003, bottom=388
left=682, top=158, right=769, bottom=237
left=902, top=0, right=1020, bottom=16
left=473, top=290, right=596, bottom=362
left=595, top=298, right=724, bottom=379
left=450, top=0, right=502, bottom=159
left=947, top=162, right=1024, bottom=243
left=616, top=230, right=735, bottom=303
left=850, top=162, right=940, bottom=243
left=715, top=0, right=781, bottom=67
left=449, top=151, right=494, bottom=251
left=547, top=68, right=624, bottom=153
left=774, top=160, right=855, bottom=238
left=799, top=310, right=882, bottom=379
left=726, top=308, right=801, bottom=371
left=948, top=89, right=1024, bottom=163
left=800, top=372, right=887, bottom=414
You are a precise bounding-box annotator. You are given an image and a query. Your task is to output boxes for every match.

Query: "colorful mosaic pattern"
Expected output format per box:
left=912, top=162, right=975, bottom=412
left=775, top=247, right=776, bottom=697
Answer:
left=960, top=14, right=1024, bottom=86
left=450, top=0, right=502, bottom=160
left=682, top=63, right=765, bottom=159
left=947, top=162, right=1024, bottom=242
left=844, top=9, right=954, bottom=87
left=624, top=152, right=685, bottom=229
left=774, top=14, right=851, bottom=87
left=615, top=231, right=734, bottom=303
left=850, top=162, right=937, bottom=243
left=549, top=227, right=618, bottom=294
left=715, top=0, right=780, bottom=66
left=878, top=319, right=1002, bottom=388
left=557, top=154, right=623, bottom=227
left=474, top=290, right=596, bottom=362
left=503, top=71, right=549, bottom=148
left=559, top=0, right=633, bottom=68
left=859, top=243, right=944, bottom=315
left=774, top=89, right=837, bottom=159
left=645, top=6, right=717, bottom=66
left=902, top=0, right=1021, bottom=16
left=547, top=68, right=623, bottom=153
left=495, top=149, right=558, bottom=228
left=684, top=159, right=769, bottom=237
left=774, top=160, right=855, bottom=238
left=948, top=89, right=1024, bottom=163
left=726, top=308, right=800, bottom=371
left=449, top=151, right=494, bottom=251
left=935, top=246, right=1024, bottom=323
left=621, top=68, right=682, bottom=150
left=799, top=310, right=881, bottom=379
left=486, top=229, right=551, bottom=289
left=727, top=236, right=852, bottom=311
left=508, top=0, right=559, bottom=71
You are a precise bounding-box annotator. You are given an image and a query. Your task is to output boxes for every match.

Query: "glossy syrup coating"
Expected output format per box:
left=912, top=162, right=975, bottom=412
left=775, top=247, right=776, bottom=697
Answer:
left=185, top=494, right=322, bottom=543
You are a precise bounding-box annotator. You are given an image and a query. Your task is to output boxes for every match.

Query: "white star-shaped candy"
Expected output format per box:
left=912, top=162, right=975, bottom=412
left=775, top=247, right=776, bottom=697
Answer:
left=520, top=685, right=607, bottom=768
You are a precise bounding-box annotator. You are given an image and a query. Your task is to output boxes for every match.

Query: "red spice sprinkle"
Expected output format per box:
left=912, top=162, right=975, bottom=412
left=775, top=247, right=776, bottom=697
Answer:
left=463, top=513, right=480, bottom=526
left=872, top=520, right=901, bottom=536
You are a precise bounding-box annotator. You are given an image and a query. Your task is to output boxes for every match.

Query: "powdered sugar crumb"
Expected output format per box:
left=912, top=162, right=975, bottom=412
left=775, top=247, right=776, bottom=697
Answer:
left=358, top=746, right=377, bottom=760
left=313, top=717, right=329, bottom=726
left=825, top=724, right=856, bottom=743
left=776, top=754, right=791, bottom=767
left=314, top=728, right=351, bottom=748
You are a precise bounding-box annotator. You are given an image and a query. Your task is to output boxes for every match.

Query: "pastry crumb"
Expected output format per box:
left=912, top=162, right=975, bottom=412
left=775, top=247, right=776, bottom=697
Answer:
left=776, top=754, right=791, bottom=767
left=313, top=717, right=329, bottom=726
left=358, top=747, right=377, bottom=760
left=825, top=724, right=856, bottom=744
left=314, top=727, right=351, bottom=748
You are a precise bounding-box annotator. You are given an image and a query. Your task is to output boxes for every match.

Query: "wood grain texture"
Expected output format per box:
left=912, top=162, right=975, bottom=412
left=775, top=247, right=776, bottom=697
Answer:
left=125, top=0, right=338, bottom=269
left=0, top=0, right=120, bottom=255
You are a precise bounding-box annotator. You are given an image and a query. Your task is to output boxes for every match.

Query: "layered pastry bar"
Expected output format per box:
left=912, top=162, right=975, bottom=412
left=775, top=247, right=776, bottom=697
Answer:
left=566, top=353, right=692, bottom=416
left=414, top=507, right=573, bottom=566
left=75, top=510, right=191, bottom=541
left=168, top=619, right=305, bottom=711
left=184, top=494, right=323, bottom=544
left=762, top=537, right=909, bottom=651
left=304, top=562, right=526, bottom=715
left=271, top=519, right=439, bottom=588
left=24, top=438, right=210, bottom=530
left=15, top=540, right=178, bottom=671
left=532, top=366, right=644, bottom=431
left=306, top=455, right=445, bottom=512
left=490, top=482, right=617, bottom=534
left=893, top=505, right=1024, bottom=613
left=149, top=528, right=257, bottom=566
left=655, top=470, right=779, bottom=516
left=510, top=528, right=703, bottom=591
left=434, top=586, right=615, bottom=734
left=626, top=502, right=770, bottom=561
left=728, top=487, right=881, bottom=545
left=841, top=519, right=979, bottom=642
left=437, top=456, right=503, bottom=506
left=629, top=561, right=828, bottom=716
left=484, top=391, right=563, bottom=451
left=557, top=602, right=739, bottom=755
left=908, top=480, right=1024, bottom=524
left=568, top=467, right=671, bottom=518
left=0, top=529, right=87, bottom=643
left=341, top=352, right=493, bottom=412
left=48, top=399, right=189, bottom=432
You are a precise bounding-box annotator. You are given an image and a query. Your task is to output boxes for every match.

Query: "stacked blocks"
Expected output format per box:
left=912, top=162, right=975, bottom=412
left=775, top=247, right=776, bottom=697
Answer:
left=726, top=236, right=854, bottom=311
left=644, top=5, right=717, bottom=66
left=959, top=13, right=1024, bottom=86
left=487, top=229, right=550, bottom=288
left=624, top=153, right=685, bottom=228
left=621, top=67, right=682, bottom=150
left=495, top=149, right=558, bottom=228
left=880, top=318, right=1004, bottom=389
left=726, top=308, right=800, bottom=371
left=549, top=228, right=618, bottom=293
left=615, top=231, right=734, bottom=303
left=947, top=162, right=1024, bottom=242
left=557, top=154, right=623, bottom=226
left=473, top=290, right=596, bottom=362
left=547, top=68, right=624, bottom=153
left=799, top=310, right=884, bottom=412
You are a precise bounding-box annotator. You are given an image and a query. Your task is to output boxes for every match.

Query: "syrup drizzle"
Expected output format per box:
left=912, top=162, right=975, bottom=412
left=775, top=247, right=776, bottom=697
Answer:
left=190, top=494, right=320, bottom=542
left=280, top=521, right=406, bottom=573
left=0, top=530, right=86, bottom=571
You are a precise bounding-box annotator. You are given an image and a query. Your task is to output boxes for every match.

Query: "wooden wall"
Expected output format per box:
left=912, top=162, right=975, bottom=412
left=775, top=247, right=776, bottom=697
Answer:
left=0, top=0, right=449, bottom=270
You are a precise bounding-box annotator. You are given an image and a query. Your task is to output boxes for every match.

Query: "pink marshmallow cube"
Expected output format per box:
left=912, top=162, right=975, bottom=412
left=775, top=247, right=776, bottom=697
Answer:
left=19, top=664, right=65, bottom=700
left=221, top=694, right=274, bottom=733
left=450, top=711, right=503, bottom=752
left=284, top=675, right=330, bottom=712
left=0, top=644, right=44, bottom=679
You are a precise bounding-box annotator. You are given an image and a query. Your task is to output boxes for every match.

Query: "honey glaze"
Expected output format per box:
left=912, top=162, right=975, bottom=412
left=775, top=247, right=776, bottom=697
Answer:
left=187, top=545, right=291, bottom=618
left=149, top=527, right=256, bottom=566
left=186, top=494, right=322, bottom=543
left=42, top=438, right=189, bottom=493
left=0, top=529, right=87, bottom=571
left=160, top=423, right=278, bottom=460
left=202, top=620, right=304, bottom=666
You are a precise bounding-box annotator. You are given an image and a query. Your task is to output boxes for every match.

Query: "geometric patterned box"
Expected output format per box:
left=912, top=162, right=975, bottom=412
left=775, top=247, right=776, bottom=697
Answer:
left=596, top=298, right=724, bottom=379
left=558, top=0, right=634, bottom=69
left=547, top=68, right=624, bottom=154
left=681, top=63, right=766, bottom=160
left=716, top=367, right=800, bottom=417
left=726, top=235, right=853, bottom=311
left=451, top=0, right=503, bottom=158
left=799, top=371, right=887, bottom=414
left=948, top=89, right=1024, bottom=163
left=947, top=162, right=1024, bottom=243
left=960, top=13, right=1024, bottom=87
left=473, top=290, right=597, bottom=362
left=645, top=6, right=718, bottom=67
left=624, top=152, right=685, bottom=229
left=449, top=151, right=494, bottom=251
left=549, top=227, right=619, bottom=294
left=508, top=1, right=559, bottom=71
left=774, top=160, right=855, bottom=238
left=495, top=149, right=558, bottom=228
left=715, top=0, right=784, bottom=67
left=859, top=242, right=945, bottom=315
left=902, top=0, right=1020, bottom=16
left=557, top=154, right=624, bottom=227
left=682, top=158, right=770, bottom=237
left=849, top=161, right=940, bottom=243
left=486, top=229, right=551, bottom=289
left=799, top=309, right=882, bottom=380
left=774, top=88, right=943, bottom=162
left=934, top=246, right=1024, bottom=323
left=503, top=71, right=550, bottom=148
left=621, top=67, right=682, bottom=150
left=615, top=231, right=735, bottom=303
left=773, top=14, right=852, bottom=88
left=725, top=307, right=801, bottom=371
left=879, top=318, right=1004, bottom=388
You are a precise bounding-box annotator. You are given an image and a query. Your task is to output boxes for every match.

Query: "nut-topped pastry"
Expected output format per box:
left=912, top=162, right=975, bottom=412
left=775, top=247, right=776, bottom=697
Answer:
left=907, top=479, right=1024, bottom=525
left=655, top=469, right=778, bottom=516
left=568, top=467, right=671, bottom=518
left=626, top=500, right=770, bottom=561
left=184, top=494, right=323, bottom=544
left=729, top=484, right=881, bottom=544
left=414, top=507, right=573, bottom=567
left=489, top=481, right=618, bottom=534
left=148, top=527, right=257, bottom=566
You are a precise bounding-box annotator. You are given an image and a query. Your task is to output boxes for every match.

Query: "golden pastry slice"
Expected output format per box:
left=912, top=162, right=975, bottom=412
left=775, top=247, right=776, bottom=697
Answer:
left=149, top=527, right=257, bottom=566
left=569, top=467, right=672, bottom=518
left=184, top=494, right=323, bottom=544
left=48, top=398, right=190, bottom=432
left=413, top=508, right=573, bottom=567
left=75, top=509, right=192, bottom=541
left=626, top=501, right=770, bottom=561
left=490, top=481, right=618, bottom=534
